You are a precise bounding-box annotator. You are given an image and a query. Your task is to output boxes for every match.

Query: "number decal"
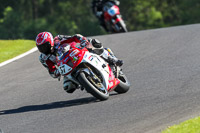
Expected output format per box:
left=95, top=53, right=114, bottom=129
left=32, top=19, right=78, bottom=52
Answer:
left=59, top=65, right=66, bottom=74
left=58, top=64, right=72, bottom=75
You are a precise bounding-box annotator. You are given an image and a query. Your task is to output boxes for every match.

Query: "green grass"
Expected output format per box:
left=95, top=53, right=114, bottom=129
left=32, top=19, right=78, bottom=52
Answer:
left=162, top=116, right=200, bottom=133
left=0, top=40, right=35, bottom=63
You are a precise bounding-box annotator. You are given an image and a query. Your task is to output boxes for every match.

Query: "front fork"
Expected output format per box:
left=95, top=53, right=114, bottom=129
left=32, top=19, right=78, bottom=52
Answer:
left=76, top=64, right=102, bottom=84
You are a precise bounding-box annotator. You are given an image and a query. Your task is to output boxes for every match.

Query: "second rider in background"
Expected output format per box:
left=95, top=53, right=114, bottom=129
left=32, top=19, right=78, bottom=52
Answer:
left=92, top=0, right=120, bottom=31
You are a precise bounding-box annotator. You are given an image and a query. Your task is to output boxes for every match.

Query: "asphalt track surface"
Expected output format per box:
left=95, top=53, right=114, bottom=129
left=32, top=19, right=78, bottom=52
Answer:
left=1, top=24, right=200, bottom=133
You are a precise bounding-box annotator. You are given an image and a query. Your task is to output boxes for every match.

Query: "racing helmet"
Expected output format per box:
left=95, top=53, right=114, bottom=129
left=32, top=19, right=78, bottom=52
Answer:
left=36, top=32, right=54, bottom=54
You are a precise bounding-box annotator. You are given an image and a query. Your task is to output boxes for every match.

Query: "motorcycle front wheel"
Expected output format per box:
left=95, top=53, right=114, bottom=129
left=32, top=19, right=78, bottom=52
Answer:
left=115, top=20, right=128, bottom=33
left=112, top=15, right=128, bottom=33
left=114, top=71, right=130, bottom=94
left=78, top=72, right=109, bottom=101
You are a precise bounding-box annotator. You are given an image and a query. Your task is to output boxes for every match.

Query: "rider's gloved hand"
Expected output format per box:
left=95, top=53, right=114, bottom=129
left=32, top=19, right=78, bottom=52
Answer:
left=54, top=69, right=61, bottom=77
left=80, top=40, right=90, bottom=47
left=57, top=35, right=63, bottom=40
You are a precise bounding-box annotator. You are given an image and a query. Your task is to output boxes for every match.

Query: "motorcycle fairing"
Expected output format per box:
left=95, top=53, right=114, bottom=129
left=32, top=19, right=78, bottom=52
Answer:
left=107, top=65, right=120, bottom=91
left=104, top=5, right=120, bottom=21
left=57, top=44, right=120, bottom=91
left=108, top=5, right=120, bottom=16
left=81, top=51, right=120, bottom=91
left=57, top=46, right=87, bottom=75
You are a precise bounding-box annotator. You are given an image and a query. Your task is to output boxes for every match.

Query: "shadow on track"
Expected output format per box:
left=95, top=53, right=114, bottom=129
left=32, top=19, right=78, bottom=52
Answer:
left=0, top=97, right=98, bottom=115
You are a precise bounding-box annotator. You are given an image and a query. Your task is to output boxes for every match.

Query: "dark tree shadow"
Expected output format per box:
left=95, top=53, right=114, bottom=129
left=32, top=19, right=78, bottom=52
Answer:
left=0, top=97, right=98, bottom=115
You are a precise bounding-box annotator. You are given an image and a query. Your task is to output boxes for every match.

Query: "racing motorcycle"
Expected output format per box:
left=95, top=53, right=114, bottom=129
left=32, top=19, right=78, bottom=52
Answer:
left=103, top=2, right=128, bottom=33
left=56, top=42, right=130, bottom=101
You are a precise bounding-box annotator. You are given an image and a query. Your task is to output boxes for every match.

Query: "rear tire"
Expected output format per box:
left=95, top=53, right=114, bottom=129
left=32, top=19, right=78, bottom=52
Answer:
left=78, top=72, right=109, bottom=101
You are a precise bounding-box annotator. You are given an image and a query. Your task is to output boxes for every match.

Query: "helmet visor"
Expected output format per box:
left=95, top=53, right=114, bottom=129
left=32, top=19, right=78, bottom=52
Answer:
left=37, top=42, right=51, bottom=55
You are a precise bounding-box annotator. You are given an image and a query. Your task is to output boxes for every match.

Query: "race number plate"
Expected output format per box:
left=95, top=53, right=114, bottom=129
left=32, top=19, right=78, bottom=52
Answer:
left=58, top=64, right=72, bottom=75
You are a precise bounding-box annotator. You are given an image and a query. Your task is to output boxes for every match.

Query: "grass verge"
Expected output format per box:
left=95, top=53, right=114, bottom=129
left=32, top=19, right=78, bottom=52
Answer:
left=162, top=116, right=200, bottom=133
left=0, top=40, right=35, bottom=63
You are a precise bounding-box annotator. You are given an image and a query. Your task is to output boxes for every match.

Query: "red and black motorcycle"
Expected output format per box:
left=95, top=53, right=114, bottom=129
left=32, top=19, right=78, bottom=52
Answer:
left=103, top=2, right=128, bottom=33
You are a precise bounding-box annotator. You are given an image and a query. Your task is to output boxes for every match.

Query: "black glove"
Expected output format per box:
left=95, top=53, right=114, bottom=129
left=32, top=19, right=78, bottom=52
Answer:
left=80, top=40, right=90, bottom=47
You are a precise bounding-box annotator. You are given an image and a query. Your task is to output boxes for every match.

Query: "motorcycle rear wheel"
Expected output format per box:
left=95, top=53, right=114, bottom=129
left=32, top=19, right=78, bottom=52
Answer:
left=78, top=72, right=109, bottom=101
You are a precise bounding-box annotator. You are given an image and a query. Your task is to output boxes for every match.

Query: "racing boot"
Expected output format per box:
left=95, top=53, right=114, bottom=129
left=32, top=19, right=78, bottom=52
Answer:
left=88, top=39, right=123, bottom=66
left=101, top=48, right=123, bottom=67
left=108, top=56, right=123, bottom=66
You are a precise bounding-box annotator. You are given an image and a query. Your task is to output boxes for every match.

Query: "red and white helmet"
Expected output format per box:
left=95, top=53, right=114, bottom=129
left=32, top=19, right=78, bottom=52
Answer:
left=36, top=32, right=54, bottom=54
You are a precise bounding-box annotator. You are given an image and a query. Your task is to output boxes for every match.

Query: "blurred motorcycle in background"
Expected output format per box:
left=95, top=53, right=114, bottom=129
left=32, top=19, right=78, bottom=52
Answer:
left=92, top=0, right=128, bottom=33
left=102, top=1, right=128, bottom=33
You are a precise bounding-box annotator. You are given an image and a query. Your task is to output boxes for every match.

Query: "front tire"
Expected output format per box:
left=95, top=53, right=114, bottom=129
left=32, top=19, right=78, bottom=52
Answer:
left=78, top=72, right=109, bottom=101
left=116, top=20, right=128, bottom=33
left=114, top=71, right=130, bottom=93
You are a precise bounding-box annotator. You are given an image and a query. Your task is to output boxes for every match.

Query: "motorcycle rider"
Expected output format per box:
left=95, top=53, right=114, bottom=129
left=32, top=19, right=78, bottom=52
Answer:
left=36, top=32, right=123, bottom=93
left=92, top=0, right=120, bottom=31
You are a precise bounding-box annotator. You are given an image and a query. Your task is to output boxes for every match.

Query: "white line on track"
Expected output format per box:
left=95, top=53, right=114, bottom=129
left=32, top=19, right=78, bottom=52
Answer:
left=0, top=47, right=38, bottom=67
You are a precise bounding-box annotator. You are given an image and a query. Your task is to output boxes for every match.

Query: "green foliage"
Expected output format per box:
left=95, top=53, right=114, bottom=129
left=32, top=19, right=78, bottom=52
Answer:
left=0, top=0, right=199, bottom=39
left=178, top=0, right=200, bottom=24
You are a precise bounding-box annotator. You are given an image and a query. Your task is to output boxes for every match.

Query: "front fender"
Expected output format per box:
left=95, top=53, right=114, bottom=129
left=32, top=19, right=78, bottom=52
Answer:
left=74, top=67, right=90, bottom=78
left=78, top=67, right=91, bottom=76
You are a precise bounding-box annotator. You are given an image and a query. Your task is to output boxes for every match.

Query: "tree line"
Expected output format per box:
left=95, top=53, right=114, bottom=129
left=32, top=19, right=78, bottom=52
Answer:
left=0, top=0, right=199, bottom=39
